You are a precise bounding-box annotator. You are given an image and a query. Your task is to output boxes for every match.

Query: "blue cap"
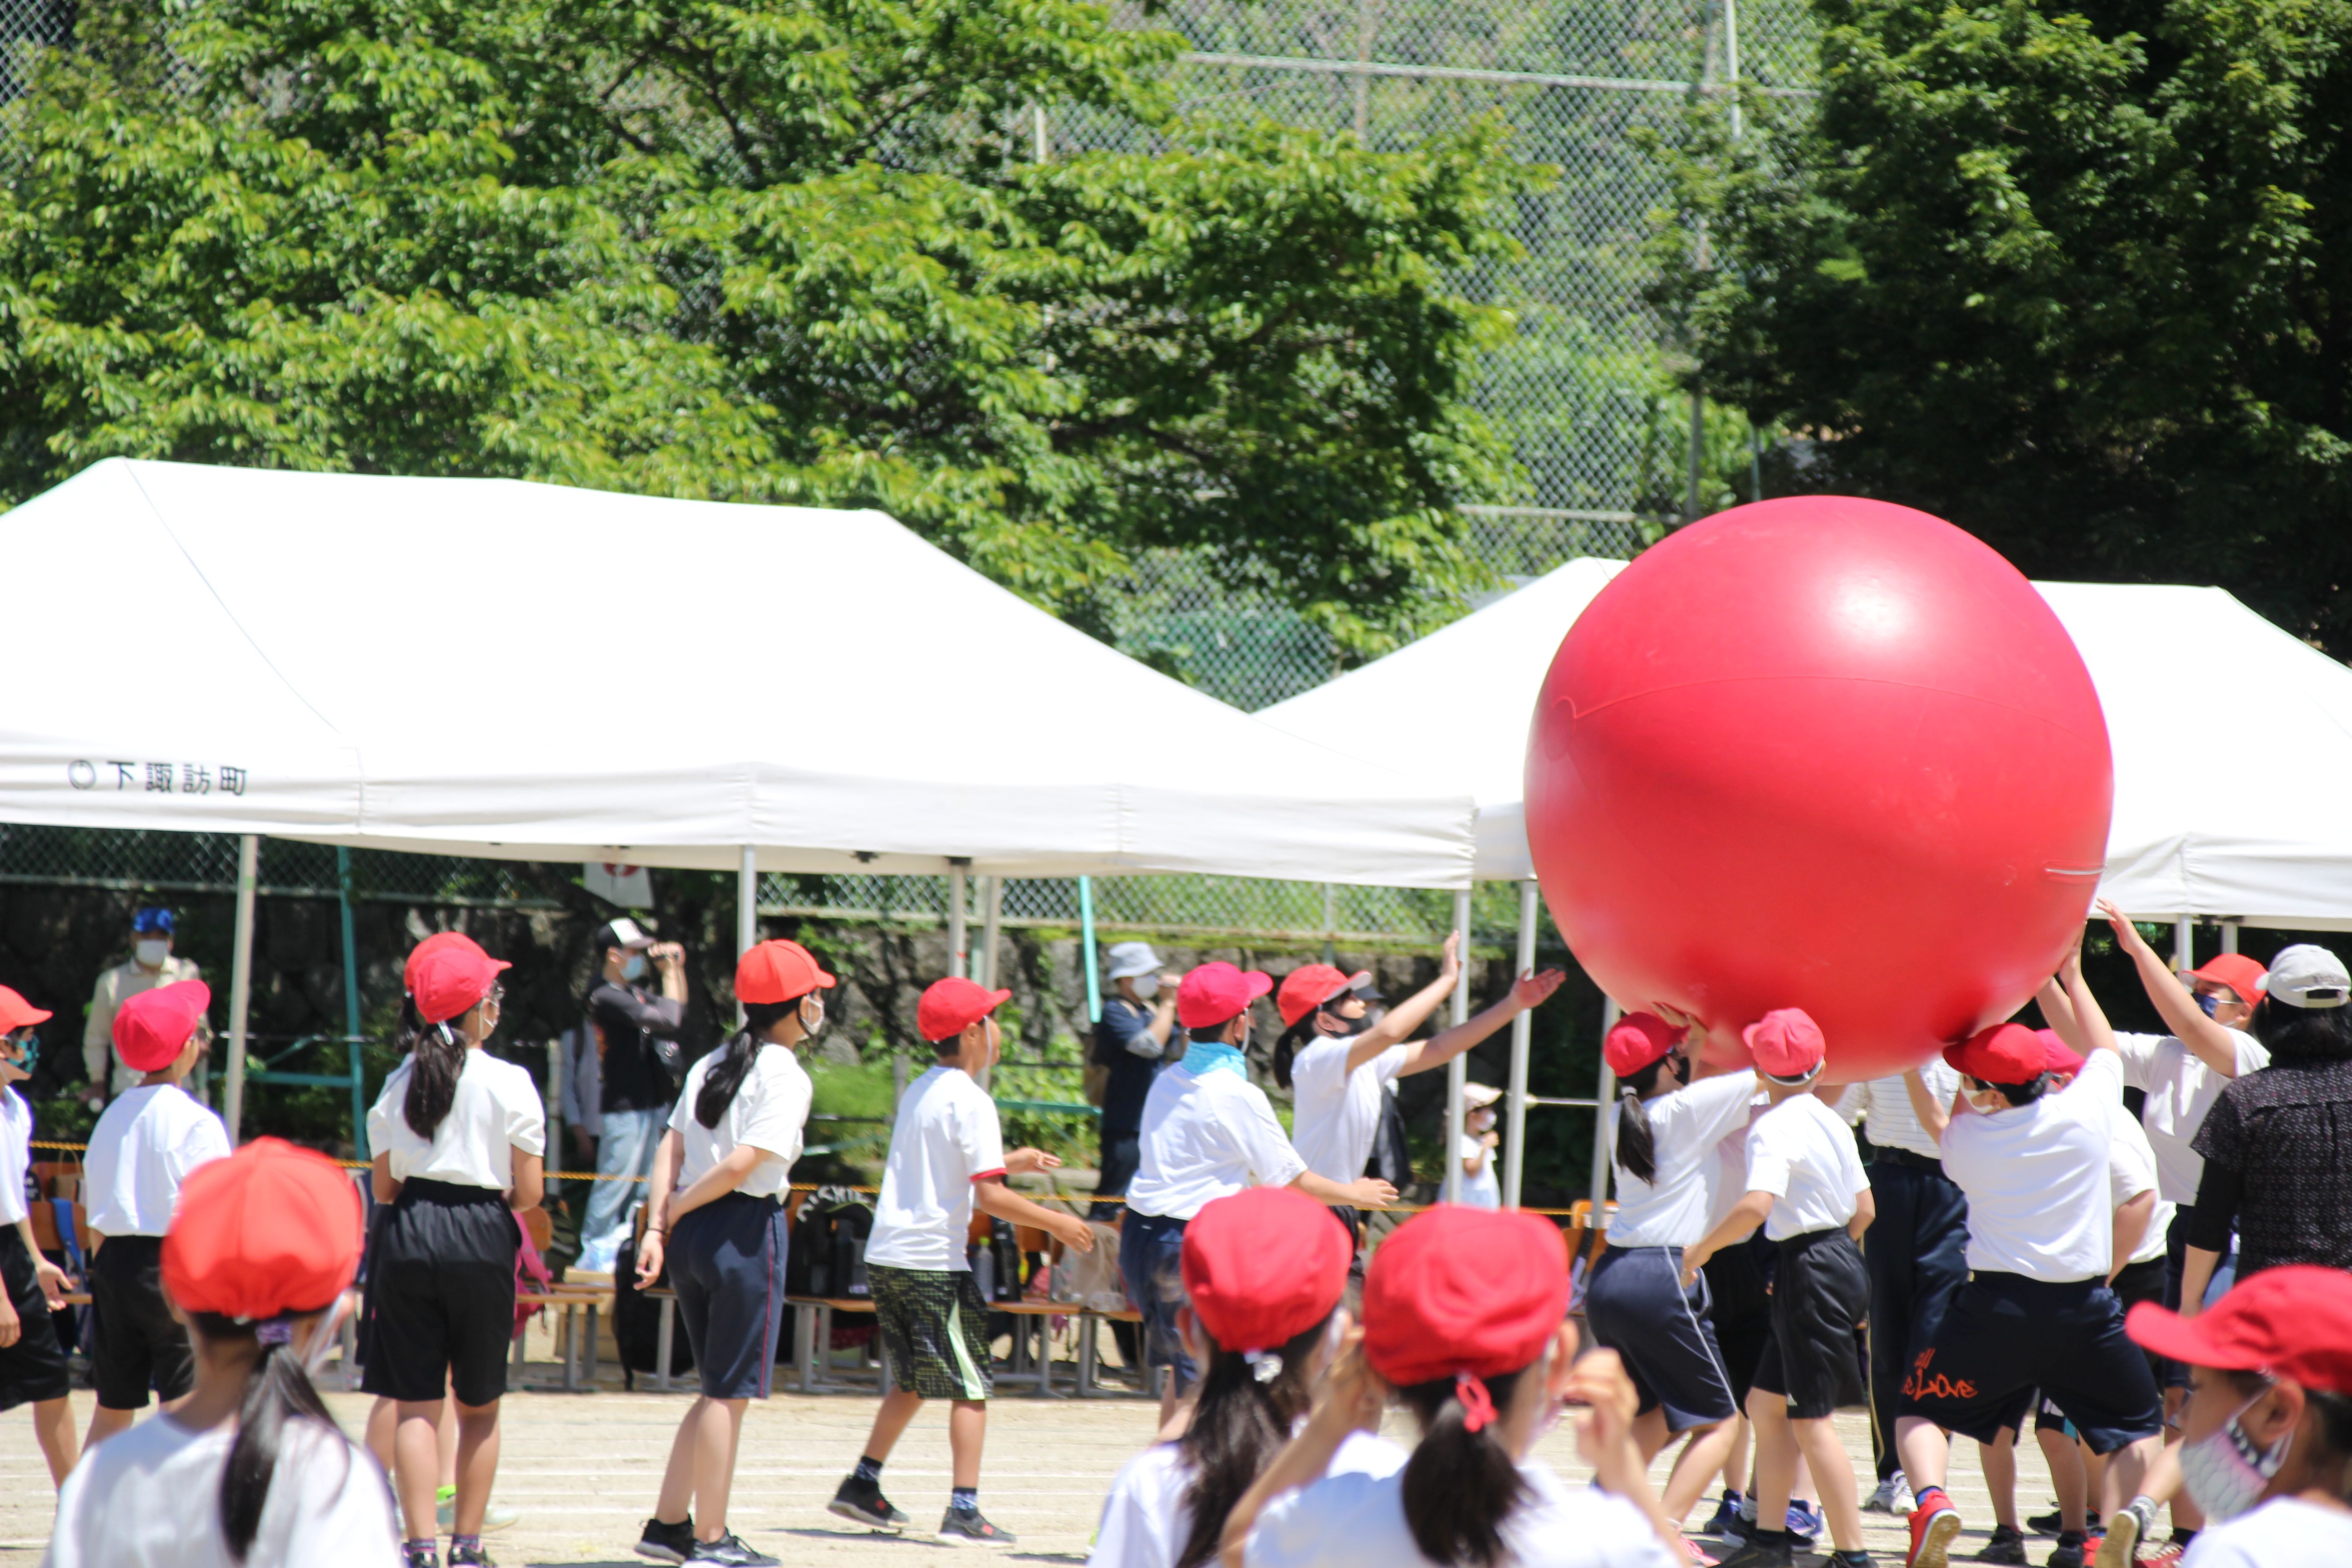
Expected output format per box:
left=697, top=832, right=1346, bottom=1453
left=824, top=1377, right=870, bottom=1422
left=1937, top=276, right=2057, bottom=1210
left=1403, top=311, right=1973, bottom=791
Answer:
left=130, top=907, right=175, bottom=935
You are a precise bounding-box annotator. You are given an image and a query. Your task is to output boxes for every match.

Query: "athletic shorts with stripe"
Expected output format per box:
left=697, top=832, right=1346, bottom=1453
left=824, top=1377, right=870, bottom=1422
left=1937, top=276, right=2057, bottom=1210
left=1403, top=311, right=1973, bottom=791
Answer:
left=869, top=1263, right=993, bottom=1401
left=1583, top=1245, right=1739, bottom=1433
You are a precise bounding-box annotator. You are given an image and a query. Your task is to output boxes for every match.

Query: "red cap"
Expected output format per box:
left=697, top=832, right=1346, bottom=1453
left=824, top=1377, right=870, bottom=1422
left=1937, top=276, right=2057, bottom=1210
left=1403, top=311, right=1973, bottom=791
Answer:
left=736, top=939, right=836, bottom=1006
left=1176, top=962, right=1274, bottom=1030
left=401, top=931, right=473, bottom=995
left=113, top=980, right=212, bottom=1073
left=2038, top=1028, right=2084, bottom=1075
left=1743, top=1008, right=1826, bottom=1080
left=1944, top=1021, right=2045, bottom=1084
left=1604, top=1012, right=1684, bottom=1077
left=918, top=976, right=1011, bottom=1044
left=2187, top=954, right=2267, bottom=1009
left=409, top=937, right=509, bottom=1026
left=1181, top=1187, right=1350, bottom=1354
left=1276, top=965, right=1367, bottom=1029
left=2127, top=1265, right=2352, bottom=1396
left=163, top=1138, right=364, bottom=1322
left=1362, top=1206, right=1570, bottom=1387
left=0, top=987, right=52, bottom=1035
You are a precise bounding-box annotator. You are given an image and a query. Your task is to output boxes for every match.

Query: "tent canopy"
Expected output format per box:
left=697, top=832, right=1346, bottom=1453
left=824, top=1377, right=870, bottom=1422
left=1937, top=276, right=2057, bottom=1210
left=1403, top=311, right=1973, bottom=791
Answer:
left=1260, top=559, right=2352, bottom=929
left=3, top=459, right=1475, bottom=888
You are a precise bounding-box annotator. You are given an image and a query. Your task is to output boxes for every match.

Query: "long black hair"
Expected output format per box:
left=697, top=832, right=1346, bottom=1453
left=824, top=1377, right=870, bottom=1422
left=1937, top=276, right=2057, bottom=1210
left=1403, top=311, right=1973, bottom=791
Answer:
left=1612, top=1050, right=1681, bottom=1186
left=2252, top=994, right=2352, bottom=1062
left=1273, top=998, right=1357, bottom=1092
left=196, top=1310, right=350, bottom=1562
left=695, top=997, right=799, bottom=1128
left=1395, top=1363, right=1536, bottom=1568
left=397, top=991, right=475, bottom=1142
left=1173, top=1314, right=1331, bottom=1568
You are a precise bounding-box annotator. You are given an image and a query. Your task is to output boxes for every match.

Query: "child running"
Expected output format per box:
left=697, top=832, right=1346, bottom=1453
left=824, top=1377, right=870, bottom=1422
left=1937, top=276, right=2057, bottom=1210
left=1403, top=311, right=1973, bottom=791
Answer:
left=1090, top=1186, right=1396, bottom=1568
left=0, top=986, right=75, bottom=1487
left=84, top=979, right=231, bottom=1448
left=1677, top=1009, right=1874, bottom=1568
left=49, top=1137, right=397, bottom=1565
left=630, top=941, right=827, bottom=1566
left=828, top=976, right=1097, bottom=1546
left=363, top=935, right=545, bottom=1568
left=1223, top=1204, right=1681, bottom=1568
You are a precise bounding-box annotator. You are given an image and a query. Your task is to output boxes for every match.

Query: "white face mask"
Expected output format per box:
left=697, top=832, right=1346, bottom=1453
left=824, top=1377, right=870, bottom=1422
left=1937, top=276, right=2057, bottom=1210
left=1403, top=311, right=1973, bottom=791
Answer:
left=2180, top=1388, right=2291, bottom=1522
left=135, top=939, right=170, bottom=968
left=622, top=954, right=647, bottom=982
left=1128, top=974, right=1159, bottom=1000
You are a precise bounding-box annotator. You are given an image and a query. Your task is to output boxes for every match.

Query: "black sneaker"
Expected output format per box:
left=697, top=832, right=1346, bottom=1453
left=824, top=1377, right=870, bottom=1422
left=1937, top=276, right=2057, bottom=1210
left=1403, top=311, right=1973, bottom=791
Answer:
left=402, top=1548, right=441, bottom=1568
left=1975, top=1525, right=2029, bottom=1564
left=2030, top=1510, right=2097, bottom=1538
left=1825, top=1553, right=1874, bottom=1568
left=936, top=1508, right=1017, bottom=1547
left=2047, top=1531, right=2090, bottom=1568
left=448, top=1546, right=495, bottom=1568
left=687, top=1535, right=781, bottom=1566
left=636, top=1516, right=696, bottom=1563
left=829, top=1475, right=910, bottom=1532
left=1711, top=1540, right=1793, bottom=1568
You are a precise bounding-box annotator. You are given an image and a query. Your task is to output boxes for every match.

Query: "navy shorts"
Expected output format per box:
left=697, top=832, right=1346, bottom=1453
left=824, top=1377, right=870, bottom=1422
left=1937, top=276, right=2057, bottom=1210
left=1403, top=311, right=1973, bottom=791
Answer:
left=1900, top=1272, right=2162, bottom=1456
left=1751, top=1228, right=1870, bottom=1421
left=1584, top=1245, right=1738, bottom=1433
left=1119, top=1209, right=1196, bottom=1390
left=670, top=1192, right=789, bottom=1401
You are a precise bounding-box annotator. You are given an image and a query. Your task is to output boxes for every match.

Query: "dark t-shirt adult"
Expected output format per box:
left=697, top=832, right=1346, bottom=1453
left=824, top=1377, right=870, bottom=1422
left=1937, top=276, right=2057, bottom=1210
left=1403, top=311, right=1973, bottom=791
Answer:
left=2190, top=1055, right=2352, bottom=1278
left=589, top=980, right=686, bottom=1115
left=1093, top=998, right=1173, bottom=1135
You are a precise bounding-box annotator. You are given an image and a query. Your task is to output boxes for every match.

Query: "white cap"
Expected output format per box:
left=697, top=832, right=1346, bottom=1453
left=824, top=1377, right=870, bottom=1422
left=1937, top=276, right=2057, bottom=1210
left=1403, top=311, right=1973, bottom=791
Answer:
left=2265, top=944, right=2350, bottom=1009
left=1104, top=941, right=1161, bottom=983
left=598, top=916, right=655, bottom=951
left=1464, top=1082, right=1503, bottom=1109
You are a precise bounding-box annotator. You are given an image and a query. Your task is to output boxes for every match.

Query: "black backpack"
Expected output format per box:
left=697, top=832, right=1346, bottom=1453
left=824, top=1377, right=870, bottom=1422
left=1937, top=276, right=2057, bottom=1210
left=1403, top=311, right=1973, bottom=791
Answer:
left=787, top=1191, right=876, bottom=1299
left=613, top=1234, right=695, bottom=1383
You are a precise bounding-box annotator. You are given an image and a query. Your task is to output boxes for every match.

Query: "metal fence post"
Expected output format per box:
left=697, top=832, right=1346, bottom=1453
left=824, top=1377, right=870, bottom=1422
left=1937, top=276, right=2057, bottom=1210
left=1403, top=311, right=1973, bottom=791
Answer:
left=337, top=845, right=366, bottom=1156
left=224, top=834, right=260, bottom=1143
left=1590, top=997, right=1620, bottom=1206
left=1504, top=881, right=1538, bottom=1208
left=1079, top=876, right=1102, bottom=1023
left=948, top=860, right=970, bottom=979
left=1441, top=889, right=1472, bottom=1205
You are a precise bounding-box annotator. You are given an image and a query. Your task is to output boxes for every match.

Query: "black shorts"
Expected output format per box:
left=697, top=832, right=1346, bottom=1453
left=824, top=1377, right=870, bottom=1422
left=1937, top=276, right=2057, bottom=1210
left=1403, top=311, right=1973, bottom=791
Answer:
left=90, top=1235, right=194, bottom=1409
left=671, top=1192, right=789, bottom=1401
left=0, top=1228, right=69, bottom=1410
left=1705, top=1235, right=1774, bottom=1407
left=1585, top=1246, right=1739, bottom=1432
left=1750, top=1228, right=1869, bottom=1420
left=1900, top=1272, right=2163, bottom=1456
left=360, top=1180, right=516, bottom=1407
left=869, top=1264, right=992, bottom=1401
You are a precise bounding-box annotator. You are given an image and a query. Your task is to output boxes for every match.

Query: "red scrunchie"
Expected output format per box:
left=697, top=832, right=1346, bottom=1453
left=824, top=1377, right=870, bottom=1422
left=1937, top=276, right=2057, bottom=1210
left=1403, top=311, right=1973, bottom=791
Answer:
left=1455, top=1370, right=1498, bottom=1434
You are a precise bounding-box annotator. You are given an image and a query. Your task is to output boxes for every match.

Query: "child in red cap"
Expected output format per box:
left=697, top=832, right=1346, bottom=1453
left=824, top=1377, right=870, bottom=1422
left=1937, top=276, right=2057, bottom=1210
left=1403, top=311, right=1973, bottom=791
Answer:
left=1123, top=963, right=1399, bottom=1427
left=628, top=940, right=830, bottom=1567
left=1091, top=1187, right=1396, bottom=1568
left=0, top=985, right=75, bottom=1486
left=829, top=975, right=1096, bottom=1547
left=1224, top=1204, right=1681, bottom=1568
left=49, top=1136, right=396, bottom=1566
left=83, top=979, right=232, bottom=1451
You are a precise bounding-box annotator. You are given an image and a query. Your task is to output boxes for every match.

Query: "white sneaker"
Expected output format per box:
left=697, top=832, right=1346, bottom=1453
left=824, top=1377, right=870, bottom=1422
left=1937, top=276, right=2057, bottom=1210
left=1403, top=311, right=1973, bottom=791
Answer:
left=1864, top=1472, right=1915, bottom=1514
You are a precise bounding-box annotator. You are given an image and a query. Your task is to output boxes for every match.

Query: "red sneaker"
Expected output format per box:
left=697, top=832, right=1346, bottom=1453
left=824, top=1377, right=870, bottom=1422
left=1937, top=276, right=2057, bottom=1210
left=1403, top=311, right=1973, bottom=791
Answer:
left=2133, top=1544, right=2185, bottom=1567
left=1907, top=1490, right=1962, bottom=1568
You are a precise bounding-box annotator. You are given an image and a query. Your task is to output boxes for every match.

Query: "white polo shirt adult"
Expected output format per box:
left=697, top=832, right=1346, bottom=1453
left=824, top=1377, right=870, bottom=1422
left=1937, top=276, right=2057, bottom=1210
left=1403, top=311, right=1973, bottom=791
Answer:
left=1288, top=1034, right=1408, bottom=1185
left=1939, top=1049, right=2122, bottom=1281
left=1836, top=1062, right=1963, bottom=1160
left=366, top=1049, right=546, bottom=1191
left=1125, top=1061, right=1308, bottom=1222
left=1743, top=1091, right=1870, bottom=1240
left=1607, top=1071, right=1759, bottom=1247
left=669, top=1043, right=812, bottom=1200
left=87, top=1083, right=231, bottom=1236
left=2107, top=1102, right=2172, bottom=1268
left=2114, top=1029, right=2269, bottom=1203
left=866, top=1064, right=1006, bottom=1272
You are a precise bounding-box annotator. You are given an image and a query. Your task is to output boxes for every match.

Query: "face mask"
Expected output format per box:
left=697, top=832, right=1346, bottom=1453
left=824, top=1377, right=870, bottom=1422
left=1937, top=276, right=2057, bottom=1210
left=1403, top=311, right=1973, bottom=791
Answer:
left=622, top=955, right=647, bottom=982
left=135, top=940, right=170, bottom=967
left=2196, top=991, right=2221, bottom=1018
left=799, top=998, right=826, bottom=1041
left=1129, top=974, right=1159, bottom=1000
left=2180, top=1390, right=2290, bottom=1522
left=299, top=1292, right=357, bottom=1377
left=0, top=1034, right=34, bottom=1076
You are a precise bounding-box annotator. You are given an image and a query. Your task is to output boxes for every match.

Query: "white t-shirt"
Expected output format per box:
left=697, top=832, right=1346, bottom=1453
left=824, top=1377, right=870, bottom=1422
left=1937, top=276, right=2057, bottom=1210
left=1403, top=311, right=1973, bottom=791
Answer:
left=1126, top=1063, right=1310, bottom=1222
left=1247, top=1457, right=1676, bottom=1568
left=1744, top=1093, right=1870, bottom=1241
left=2115, top=1029, right=2269, bottom=1203
left=1609, top=1072, right=1759, bottom=1247
left=46, top=1412, right=400, bottom=1567
left=1289, top=1035, right=1409, bottom=1185
left=1707, top=1094, right=1770, bottom=1230
left=366, top=1050, right=546, bottom=1190
left=0, top=1088, right=31, bottom=1227
left=87, top=1083, right=232, bottom=1236
left=2180, top=1495, right=2352, bottom=1567
left=1835, top=1063, right=1963, bottom=1160
left=2107, top=1102, right=2173, bottom=1267
left=1458, top=1133, right=1502, bottom=1210
left=866, top=1065, right=1006, bottom=1272
left=668, top=1043, right=812, bottom=1200
left=1940, top=1050, right=2122, bottom=1282
left=1092, top=1431, right=1405, bottom=1568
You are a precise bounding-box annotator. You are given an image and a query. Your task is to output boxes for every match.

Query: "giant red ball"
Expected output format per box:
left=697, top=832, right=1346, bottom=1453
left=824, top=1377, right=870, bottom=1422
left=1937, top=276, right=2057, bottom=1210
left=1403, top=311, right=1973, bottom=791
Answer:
left=1524, top=496, right=2112, bottom=1079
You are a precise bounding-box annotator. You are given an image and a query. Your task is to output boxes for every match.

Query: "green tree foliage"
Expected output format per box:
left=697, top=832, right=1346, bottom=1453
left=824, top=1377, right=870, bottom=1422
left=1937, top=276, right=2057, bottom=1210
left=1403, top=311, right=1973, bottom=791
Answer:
left=1651, top=0, right=2352, bottom=651
left=0, top=0, right=1535, bottom=656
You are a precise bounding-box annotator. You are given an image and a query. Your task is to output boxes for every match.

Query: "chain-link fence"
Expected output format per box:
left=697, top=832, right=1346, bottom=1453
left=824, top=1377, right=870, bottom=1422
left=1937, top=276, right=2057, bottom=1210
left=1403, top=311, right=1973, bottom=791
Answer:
left=0, top=824, right=560, bottom=908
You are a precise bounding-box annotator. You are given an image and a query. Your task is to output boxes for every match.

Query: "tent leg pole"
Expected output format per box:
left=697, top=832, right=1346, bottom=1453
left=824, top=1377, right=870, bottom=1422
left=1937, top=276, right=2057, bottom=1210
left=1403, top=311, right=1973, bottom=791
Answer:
left=1079, top=877, right=1101, bottom=1024
left=337, top=846, right=364, bottom=1157
left=1590, top=998, right=1619, bottom=1210
left=225, top=834, right=260, bottom=1143
left=737, top=846, right=757, bottom=1027
left=1441, top=890, right=1472, bottom=1206
left=1505, top=881, right=1537, bottom=1209
left=947, top=861, right=970, bottom=980
left=976, top=877, right=1003, bottom=1093
left=2175, top=917, right=2194, bottom=975
left=2221, top=921, right=2239, bottom=956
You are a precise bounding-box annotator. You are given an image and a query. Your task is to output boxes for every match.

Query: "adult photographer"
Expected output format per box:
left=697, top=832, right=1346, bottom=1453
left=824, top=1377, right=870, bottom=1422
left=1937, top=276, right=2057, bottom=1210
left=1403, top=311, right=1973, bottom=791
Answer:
left=576, top=918, right=687, bottom=1276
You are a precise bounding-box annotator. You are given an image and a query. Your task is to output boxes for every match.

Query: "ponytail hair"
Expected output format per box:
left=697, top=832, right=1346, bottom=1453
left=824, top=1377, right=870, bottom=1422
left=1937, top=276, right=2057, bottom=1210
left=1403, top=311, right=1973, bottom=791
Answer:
left=1395, top=1365, right=1535, bottom=1568
left=196, top=1311, right=349, bottom=1563
left=398, top=994, right=470, bottom=1142
left=1174, top=1313, right=1332, bottom=1568
left=1273, top=1018, right=1314, bottom=1091
left=696, top=997, right=798, bottom=1128
left=1611, top=1053, right=1676, bottom=1186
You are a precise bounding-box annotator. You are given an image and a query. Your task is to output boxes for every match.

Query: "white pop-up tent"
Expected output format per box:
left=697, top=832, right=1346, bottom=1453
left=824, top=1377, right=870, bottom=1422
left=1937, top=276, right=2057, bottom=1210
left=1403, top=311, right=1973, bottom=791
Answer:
left=3, top=458, right=1475, bottom=1132
left=1261, top=557, right=2352, bottom=1200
